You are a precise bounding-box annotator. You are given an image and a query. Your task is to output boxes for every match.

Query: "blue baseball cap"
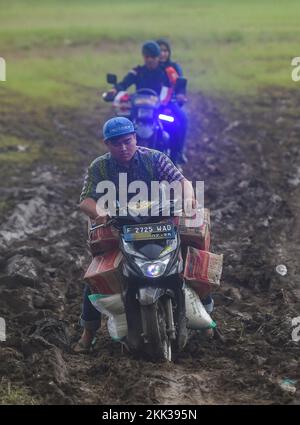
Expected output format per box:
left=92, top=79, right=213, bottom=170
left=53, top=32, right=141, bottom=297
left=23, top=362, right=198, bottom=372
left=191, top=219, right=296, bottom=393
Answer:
left=103, top=117, right=135, bottom=141
left=142, top=40, right=161, bottom=57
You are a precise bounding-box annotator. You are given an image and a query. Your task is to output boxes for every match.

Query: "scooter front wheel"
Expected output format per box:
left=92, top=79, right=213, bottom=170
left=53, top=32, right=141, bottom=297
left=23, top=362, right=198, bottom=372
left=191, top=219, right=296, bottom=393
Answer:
left=141, top=299, right=172, bottom=362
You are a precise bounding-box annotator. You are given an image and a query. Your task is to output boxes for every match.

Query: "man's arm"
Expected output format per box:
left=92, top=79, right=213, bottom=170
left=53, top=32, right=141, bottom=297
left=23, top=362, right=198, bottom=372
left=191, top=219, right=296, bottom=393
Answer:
left=180, top=178, right=197, bottom=213
left=155, top=152, right=196, bottom=213
left=106, top=68, right=138, bottom=97
left=115, top=68, right=138, bottom=92
left=156, top=151, right=184, bottom=184
left=79, top=161, right=108, bottom=224
left=80, top=198, right=108, bottom=224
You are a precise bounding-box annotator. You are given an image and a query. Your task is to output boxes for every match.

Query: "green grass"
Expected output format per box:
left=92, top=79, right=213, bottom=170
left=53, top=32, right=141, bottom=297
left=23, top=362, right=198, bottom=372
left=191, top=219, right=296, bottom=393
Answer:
left=0, top=0, right=300, bottom=105
left=0, top=383, right=38, bottom=405
left=0, top=134, right=42, bottom=190
left=0, top=135, right=41, bottom=163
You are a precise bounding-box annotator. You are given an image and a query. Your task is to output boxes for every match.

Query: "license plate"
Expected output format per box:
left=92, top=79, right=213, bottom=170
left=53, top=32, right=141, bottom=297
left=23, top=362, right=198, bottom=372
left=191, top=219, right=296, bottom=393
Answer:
left=123, top=223, right=175, bottom=242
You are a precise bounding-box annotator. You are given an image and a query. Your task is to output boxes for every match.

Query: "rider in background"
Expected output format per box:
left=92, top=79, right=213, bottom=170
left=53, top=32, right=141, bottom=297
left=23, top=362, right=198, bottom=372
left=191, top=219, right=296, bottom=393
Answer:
left=157, top=38, right=183, bottom=92
left=157, top=38, right=188, bottom=165
left=106, top=40, right=172, bottom=106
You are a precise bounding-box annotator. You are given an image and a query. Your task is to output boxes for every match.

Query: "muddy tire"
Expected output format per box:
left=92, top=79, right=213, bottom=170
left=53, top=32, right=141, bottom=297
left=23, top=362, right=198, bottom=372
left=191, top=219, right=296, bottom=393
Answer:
left=141, top=299, right=171, bottom=362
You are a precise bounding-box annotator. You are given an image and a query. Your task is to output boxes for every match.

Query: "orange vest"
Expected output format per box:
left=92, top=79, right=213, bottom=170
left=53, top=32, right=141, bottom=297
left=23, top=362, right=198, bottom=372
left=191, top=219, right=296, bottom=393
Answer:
left=165, top=65, right=180, bottom=87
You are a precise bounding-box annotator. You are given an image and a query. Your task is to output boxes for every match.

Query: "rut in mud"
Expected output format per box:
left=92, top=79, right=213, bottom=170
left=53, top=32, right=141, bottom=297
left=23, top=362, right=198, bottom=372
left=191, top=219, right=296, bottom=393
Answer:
left=0, top=89, right=299, bottom=405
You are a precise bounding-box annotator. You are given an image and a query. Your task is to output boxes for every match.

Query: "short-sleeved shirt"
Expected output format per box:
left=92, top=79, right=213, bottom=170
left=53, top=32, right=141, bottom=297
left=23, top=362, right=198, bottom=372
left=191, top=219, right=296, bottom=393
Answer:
left=80, top=146, right=184, bottom=203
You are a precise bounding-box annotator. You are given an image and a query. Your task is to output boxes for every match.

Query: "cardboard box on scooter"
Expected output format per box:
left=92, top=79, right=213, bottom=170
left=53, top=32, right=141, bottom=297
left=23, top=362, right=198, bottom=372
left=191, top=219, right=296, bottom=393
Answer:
left=177, top=208, right=211, bottom=251
left=87, top=209, right=210, bottom=256
left=184, top=246, right=223, bottom=299
left=84, top=249, right=124, bottom=295
left=88, top=220, right=120, bottom=256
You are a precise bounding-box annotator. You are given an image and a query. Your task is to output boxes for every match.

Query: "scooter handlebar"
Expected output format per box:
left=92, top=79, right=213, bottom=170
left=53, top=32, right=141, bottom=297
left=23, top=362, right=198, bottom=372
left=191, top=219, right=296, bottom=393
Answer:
left=89, top=218, right=116, bottom=232
left=102, top=91, right=115, bottom=102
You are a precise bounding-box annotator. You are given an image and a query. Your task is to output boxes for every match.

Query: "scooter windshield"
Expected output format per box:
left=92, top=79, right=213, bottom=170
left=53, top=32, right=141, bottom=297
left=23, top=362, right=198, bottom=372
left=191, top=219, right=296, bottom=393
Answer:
left=132, top=94, right=159, bottom=108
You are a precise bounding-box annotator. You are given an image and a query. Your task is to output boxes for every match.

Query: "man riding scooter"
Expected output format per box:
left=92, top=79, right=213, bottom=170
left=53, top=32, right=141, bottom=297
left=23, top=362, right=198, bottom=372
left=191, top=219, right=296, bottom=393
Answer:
left=106, top=40, right=171, bottom=106
left=74, top=116, right=197, bottom=353
left=105, top=40, right=187, bottom=165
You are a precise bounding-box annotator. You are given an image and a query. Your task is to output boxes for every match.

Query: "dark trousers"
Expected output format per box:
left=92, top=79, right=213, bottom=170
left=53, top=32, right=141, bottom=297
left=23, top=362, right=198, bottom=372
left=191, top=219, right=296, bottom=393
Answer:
left=80, top=284, right=102, bottom=331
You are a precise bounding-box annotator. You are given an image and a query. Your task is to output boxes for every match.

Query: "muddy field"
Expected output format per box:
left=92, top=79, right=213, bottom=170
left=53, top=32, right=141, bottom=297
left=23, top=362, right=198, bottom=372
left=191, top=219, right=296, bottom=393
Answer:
left=0, top=89, right=299, bottom=405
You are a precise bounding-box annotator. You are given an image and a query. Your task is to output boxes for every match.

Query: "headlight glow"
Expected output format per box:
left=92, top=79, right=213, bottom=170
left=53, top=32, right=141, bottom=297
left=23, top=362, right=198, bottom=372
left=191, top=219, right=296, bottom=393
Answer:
left=143, top=262, right=166, bottom=277
left=142, top=261, right=167, bottom=277
left=134, top=258, right=170, bottom=278
left=159, top=113, right=175, bottom=123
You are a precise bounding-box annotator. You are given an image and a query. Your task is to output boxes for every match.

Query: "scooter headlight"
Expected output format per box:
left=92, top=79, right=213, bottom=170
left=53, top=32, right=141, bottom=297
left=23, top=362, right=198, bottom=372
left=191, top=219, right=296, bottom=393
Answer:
left=142, top=262, right=166, bottom=277
left=159, top=113, right=175, bottom=123
left=135, top=258, right=170, bottom=278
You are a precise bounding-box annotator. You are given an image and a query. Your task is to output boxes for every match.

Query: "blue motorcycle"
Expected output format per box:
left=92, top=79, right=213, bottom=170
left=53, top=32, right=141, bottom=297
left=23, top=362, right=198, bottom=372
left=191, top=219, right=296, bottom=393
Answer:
left=103, top=73, right=187, bottom=162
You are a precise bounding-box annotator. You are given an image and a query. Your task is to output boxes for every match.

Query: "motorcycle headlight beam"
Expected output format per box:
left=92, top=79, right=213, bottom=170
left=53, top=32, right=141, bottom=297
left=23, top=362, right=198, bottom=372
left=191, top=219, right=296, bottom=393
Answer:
left=159, top=114, right=175, bottom=123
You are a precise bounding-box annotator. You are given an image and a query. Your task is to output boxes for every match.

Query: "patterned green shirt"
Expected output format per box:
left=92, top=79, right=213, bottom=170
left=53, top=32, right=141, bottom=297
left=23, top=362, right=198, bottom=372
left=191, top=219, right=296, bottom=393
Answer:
left=80, top=146, right=184, bottom=202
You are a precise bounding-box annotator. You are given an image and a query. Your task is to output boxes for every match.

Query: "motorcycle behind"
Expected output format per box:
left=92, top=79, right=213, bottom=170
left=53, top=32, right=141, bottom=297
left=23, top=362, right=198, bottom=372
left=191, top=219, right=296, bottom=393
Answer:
left=102, top=73, right=187, bottom=162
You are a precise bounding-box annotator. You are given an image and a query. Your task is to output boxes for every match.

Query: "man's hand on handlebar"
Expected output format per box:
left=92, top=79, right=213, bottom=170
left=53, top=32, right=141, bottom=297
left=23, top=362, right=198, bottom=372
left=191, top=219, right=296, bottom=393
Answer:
left=184, top=198, right=198, bottom=216
left=94, top=214, right=109, bottom=225
left=103, top=88, right=117, bottom=102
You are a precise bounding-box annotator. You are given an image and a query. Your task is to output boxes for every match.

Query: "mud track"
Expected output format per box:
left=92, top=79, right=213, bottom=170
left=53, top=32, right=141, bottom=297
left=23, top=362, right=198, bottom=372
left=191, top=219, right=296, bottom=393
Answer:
left=0, top=90, right=299, bottom=404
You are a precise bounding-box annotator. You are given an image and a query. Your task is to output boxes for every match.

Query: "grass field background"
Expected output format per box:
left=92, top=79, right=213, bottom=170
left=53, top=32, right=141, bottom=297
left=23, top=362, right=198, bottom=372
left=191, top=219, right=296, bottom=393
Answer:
left=1, top=0, right=299, bottom=406
left=1, top=0, right=299, bottom=106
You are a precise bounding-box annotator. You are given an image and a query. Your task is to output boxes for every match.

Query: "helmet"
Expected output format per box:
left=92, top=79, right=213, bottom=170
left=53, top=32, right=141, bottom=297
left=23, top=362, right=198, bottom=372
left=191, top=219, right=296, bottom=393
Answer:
left=103, top=117, right=135, bottom=141
left=141, top=40, right=161, bottom=57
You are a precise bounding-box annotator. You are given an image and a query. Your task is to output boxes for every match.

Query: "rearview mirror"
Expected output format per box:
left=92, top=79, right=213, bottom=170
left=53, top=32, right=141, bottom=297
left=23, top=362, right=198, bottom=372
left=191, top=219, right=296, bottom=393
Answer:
left=174, top=77, right=187, bottom=94
left=106, top=73, right=117, bottom=85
